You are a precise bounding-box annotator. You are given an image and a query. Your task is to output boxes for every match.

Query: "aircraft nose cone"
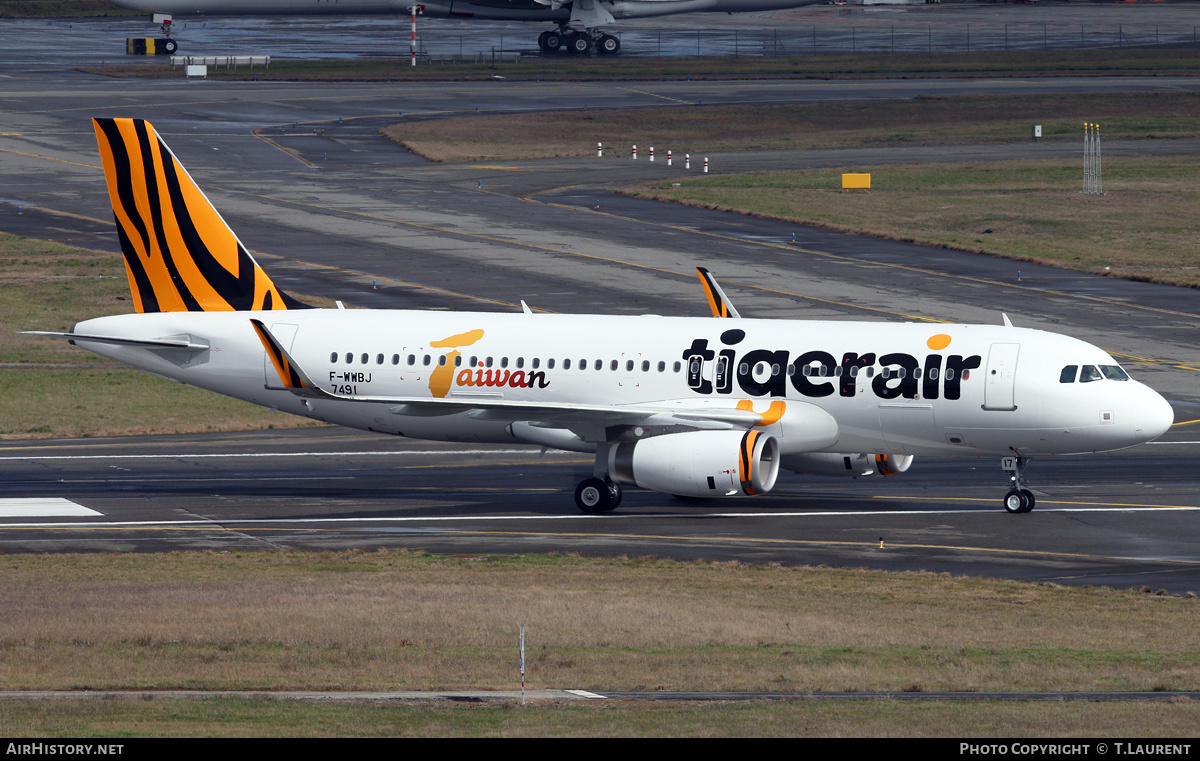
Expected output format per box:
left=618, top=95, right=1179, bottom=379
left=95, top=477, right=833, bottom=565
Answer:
left=1136, top=387, right=1174, bottom=442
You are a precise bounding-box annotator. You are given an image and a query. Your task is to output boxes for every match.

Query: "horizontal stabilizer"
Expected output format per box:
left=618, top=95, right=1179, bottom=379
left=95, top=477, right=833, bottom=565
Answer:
left=21, top=331, right=208, bottom=351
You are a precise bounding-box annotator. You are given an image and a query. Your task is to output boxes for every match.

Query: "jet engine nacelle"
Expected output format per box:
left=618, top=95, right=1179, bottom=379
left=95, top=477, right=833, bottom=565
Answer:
left=608, top=429, right=779, bottom=498
left=782, top=452, right=914, bottom=478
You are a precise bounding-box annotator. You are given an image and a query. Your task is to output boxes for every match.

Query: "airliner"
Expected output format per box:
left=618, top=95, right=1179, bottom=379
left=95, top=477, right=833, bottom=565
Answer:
left=112, top=0, right=826, bottom=55
left=29, top=119, right=1174, bottom=514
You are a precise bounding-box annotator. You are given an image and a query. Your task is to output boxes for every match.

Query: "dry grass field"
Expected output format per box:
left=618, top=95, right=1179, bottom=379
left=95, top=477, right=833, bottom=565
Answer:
left=383, top=92, right=1200, bottom=162
left=0, top=551, right=1198, bottom=735
left=2, top=551, right=1196, bottom=695
left=626, top=155, right=1200, bottom=289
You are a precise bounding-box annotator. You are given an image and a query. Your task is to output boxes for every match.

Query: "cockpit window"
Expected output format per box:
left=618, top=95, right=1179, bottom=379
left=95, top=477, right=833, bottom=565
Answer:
left=1100, top=365, right=1129, bottom=381
left=1060, top=365, right=1077, bottom=383
left=1079, top=365, right=1102, bottom=383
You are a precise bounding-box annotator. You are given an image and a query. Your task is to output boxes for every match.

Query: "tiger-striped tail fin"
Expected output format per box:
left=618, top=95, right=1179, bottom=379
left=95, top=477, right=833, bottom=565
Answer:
left=92, top=117, right=308, bottom=313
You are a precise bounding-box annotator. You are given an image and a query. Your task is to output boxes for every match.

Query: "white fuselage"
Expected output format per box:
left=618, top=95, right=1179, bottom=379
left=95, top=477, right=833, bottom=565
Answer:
left=112, top=0, right=822, bottom=23
left=70, top=309, right=1174, bottom=460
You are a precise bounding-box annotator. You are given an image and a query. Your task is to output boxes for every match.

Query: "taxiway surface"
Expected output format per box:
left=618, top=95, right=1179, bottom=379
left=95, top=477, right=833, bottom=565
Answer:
left=0, top=24, right=1197, bottom=589
left=2, top=426, right=1200, bottom=591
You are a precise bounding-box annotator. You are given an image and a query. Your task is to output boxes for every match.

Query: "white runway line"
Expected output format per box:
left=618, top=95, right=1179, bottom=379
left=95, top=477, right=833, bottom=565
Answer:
left=0, top=498, right=101, bottom=517
left=2, top=503, right=1199, bottom=530
left=566, top=690, right=607, bottom=699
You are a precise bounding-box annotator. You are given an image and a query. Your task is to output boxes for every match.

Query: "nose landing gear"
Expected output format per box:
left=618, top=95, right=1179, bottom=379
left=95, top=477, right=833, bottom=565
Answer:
left=1001, top=454, right=1035, bottom=514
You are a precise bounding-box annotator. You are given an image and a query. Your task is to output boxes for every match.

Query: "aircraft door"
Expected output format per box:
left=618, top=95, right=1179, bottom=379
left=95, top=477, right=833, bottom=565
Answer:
left=982, top=343, right=1020, bottom=411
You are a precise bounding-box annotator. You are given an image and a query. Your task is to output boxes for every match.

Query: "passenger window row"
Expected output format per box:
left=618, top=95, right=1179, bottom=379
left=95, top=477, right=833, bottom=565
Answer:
left=327, top=352, right=976, bottom=381
left=329, top=352, right=686, bottom=373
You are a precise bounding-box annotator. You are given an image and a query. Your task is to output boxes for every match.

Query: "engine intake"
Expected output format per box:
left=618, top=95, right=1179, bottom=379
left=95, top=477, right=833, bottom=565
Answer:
left=609, top=429, right=779, bottom=498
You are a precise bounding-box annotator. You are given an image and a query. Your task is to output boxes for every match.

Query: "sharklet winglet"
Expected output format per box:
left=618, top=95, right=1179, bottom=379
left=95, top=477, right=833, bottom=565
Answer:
left=697, top=267, right=741, bottom=319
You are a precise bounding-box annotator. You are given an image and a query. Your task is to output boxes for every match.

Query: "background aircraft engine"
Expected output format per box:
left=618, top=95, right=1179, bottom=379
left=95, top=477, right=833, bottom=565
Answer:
left=782, top=452, right=914, bottom=478
left=609, top=429, right=780, bottom=498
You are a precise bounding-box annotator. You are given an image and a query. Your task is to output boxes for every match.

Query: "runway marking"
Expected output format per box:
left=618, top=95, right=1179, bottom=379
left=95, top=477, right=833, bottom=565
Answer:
left=0, top=146, right=100, bottom=171
left=5, top=514, right=1200, bottom=569
left=250, top=246, right=546, bottom=312
left=0, top=498, right=100, bottom=518
left=252, top=128, right=316, bottom=168
left=21, top=184, right=1188, bottom=345
left=259, top=186, right=939, bottom=322
left=17, top=206, right=109, bottom=225
left=614, top=86, right=692, bottom=105
left=217, top=188, right=929, bottom=321
left=4, top=501, right=1199, bottom=528
left=522, top=188, right=1200, bottom=326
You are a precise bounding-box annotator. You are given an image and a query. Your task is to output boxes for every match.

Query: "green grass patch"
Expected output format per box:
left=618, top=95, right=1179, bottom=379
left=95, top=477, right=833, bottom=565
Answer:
left=624, top=154, right=1200, bottom=289
left=0, top=0, right=139, bottom=18
left=0, top=234, right=130, bottom=366
left=0, top=367, right=324, bottom=438
left=1, top=697, right=1198, bottom=737
left=80, top=46, right=1200, bottom=82
left=0, top=233, right=327, bottom=437
left=383, top=91, right=1200, bottom=162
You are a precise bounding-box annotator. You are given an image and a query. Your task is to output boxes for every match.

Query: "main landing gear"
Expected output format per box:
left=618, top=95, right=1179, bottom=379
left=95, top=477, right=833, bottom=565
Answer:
left=574, top=476, right=623, bottom=514
left=538, top=27, right=620, bottom=56
left=1001, top=454, right=1035, bottom=514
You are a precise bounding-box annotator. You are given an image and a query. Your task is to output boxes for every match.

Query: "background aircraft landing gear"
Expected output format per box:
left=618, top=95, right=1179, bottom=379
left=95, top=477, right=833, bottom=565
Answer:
left=1001, top=455, right=1035, bottom=514
left=539, top=29, right=619, bottom=55
left=566, top=31, right=592, bottom=55
left=575, top=477, right=622, bottom=514
left=538, top=29, right=564, bottom=53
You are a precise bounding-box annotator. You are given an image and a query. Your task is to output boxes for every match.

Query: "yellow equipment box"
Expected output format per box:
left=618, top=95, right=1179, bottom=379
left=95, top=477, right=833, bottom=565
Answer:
left=841, top=173, right=871, bottom=190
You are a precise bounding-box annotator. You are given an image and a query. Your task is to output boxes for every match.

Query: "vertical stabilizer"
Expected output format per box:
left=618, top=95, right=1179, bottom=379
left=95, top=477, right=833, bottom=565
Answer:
left=92, top=117, right=306, bottom=313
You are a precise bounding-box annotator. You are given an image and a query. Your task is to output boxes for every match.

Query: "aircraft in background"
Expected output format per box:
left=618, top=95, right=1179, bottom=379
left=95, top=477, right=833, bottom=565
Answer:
left=28, top=119, right=1173, bottom=514
left=111, top=0, right=827, bottom=55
